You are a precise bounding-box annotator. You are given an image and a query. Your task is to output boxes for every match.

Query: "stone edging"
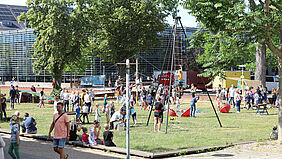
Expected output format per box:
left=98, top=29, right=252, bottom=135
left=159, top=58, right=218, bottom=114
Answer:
left=0, top=128, right=260, bottom=158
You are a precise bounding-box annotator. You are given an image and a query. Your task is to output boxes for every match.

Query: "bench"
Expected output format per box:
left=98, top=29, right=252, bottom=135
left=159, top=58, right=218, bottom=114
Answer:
left=253, top=103, right=269, bottom=115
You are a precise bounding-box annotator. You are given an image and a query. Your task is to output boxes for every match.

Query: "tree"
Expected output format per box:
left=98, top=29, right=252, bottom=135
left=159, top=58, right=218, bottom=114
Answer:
left=19, top=0, right=95, bottom=90
left=87, top=0, right=178, bottom=74
left=184, top=0, right=281, bottom=140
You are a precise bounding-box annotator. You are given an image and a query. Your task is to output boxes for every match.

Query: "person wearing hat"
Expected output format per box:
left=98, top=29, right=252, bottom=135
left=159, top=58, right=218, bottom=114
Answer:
left=8, top=115, right=20, bottom=159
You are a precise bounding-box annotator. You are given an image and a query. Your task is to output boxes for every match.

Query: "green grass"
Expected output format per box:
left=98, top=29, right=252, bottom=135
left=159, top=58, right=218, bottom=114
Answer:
left=0, top=98, right=278, bottom=153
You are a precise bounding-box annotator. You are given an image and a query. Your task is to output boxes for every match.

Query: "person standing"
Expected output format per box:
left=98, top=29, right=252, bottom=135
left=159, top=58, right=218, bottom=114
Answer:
left=228, top=84, right=236, bottom=108
left=235, top=89, right=242, bottom=113
left=9, top=86, right=16, bottom=110
left=1, top=94, right=7, bottom=120
left=154, top=98, right=164, bottom=132
left=190, top=96, right=199, bottom=118
left=84, top=91, right=92, bottom=113
left=38, top=88, right=45, bottom=108
left=0, top=134, right=5, bottom=159
left=15, top=86, right=20, bottom=105
left=8, top=115, right=20, bottom=159
left=48, top=102, right=70, bottom=159
left=63, top=90, right=70, bottom=112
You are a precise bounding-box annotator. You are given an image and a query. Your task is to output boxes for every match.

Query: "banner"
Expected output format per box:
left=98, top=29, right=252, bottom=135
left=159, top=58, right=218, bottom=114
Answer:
left=80, top=75, right=105, bottom=85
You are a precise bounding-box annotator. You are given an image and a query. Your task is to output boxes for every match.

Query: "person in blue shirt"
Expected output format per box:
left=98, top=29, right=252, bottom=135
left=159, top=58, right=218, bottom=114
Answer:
left=22, top=113, right=37, bottom=134
left=130, top=104, right=137, bottom=125
left=75, top=105, right=81, bottom=120
left=190, top=96, right=199, bottom=118
left=146, top=94, right=153, bottom=111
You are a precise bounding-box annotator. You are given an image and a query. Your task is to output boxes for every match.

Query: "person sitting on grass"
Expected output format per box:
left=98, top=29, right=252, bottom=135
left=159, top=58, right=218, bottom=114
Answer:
left=89, top=120, right=104, bottom=146
left=22, top=112, right=37, bottom=134
left=81, top=104, right=89, bottom=124
left=103, top=124, right=116, bottom=147
left=81, top=127, right=89, bottom=144
left=269, top=125, right=278, bottom=140
left=190, top=96, right=199, bottom=118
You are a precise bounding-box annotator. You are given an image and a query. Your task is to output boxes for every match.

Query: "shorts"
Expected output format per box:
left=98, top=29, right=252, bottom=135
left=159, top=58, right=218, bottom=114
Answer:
left=83, top=113, right=88, bottom=117
left=53, top=138, right=66, bottom=148
left=154, top=111, right=161, bottom=117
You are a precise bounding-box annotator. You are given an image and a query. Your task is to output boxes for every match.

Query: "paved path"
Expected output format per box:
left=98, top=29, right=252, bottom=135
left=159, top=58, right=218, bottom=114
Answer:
left=1, top=133, right=129, bottom=159
left=171, top=141, right=282, bottom=159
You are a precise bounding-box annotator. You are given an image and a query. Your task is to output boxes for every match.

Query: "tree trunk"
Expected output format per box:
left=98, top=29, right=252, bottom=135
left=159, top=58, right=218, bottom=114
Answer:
left=53, top=63, right=63, bottom=90
left=255, top=41, right=266, bottom=87
left=278, top=58, right=282, bottom=141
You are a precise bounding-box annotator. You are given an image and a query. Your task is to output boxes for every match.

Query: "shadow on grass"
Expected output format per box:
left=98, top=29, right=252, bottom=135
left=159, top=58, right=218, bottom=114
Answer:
left=134, top=145, right=173, bottom=153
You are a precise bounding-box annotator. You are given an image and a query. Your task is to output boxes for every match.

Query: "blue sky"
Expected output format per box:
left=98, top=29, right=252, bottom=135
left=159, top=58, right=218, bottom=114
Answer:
left=1, top=0, right=197, bottom=27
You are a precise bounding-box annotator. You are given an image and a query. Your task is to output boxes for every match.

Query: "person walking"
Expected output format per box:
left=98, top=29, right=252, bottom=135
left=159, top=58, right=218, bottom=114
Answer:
left=9, top=86, right=16, bottom=110
left=48, top=102, right=70, bottom=159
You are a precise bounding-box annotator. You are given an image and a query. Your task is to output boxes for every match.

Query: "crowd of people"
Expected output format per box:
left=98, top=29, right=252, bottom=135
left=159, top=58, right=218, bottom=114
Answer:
left=216, top=84, right=279, bottom=113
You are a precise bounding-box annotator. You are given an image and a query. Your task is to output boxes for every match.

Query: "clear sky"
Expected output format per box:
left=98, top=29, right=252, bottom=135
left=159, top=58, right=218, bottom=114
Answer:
left=1, top=0, right=197, bottom=27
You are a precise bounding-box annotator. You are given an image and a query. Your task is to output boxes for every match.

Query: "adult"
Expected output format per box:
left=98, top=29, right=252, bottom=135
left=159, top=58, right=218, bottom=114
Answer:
left=54, top=96, right=60, bottom=114
left=63, top=89, right=70, bottom=112
left=228, top=84, right=236, bottom=108
left=89, top=121, right=104, bottom=145
left=109, top=110, right=123, bottom=130
left=235, top=89, right=242, bottom=113
left=9, top=86, right=16, bottom=110
left=154, top=98, right=164, bottom=132
left=30, top=85, right=36, bottom=92
left=1, top=94, right=7, bottom=120
left=22, top=113, right=37, bottom=134
left=190, top=84, right=196, bottom=98
left=48, top=102, right=70, bottom=159
left=15, top=86, right=21, bottom=105
left=84, top=91, right=92, bottom=113
left=0, top=134, right=5, bottom=159
left=115, top=87, right=121, bottom=105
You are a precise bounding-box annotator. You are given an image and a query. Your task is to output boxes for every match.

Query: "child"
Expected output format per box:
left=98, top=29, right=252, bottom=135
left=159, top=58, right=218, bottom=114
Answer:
left=95, top=103, right=101, bottom=123
left=75, top=104, right=81, bottom=120
left=103, top=94, right=108, bottom=113
left=110, top=101, right=115, bottom=117
left=103, top=124, right=116, bottom=147
left=105, top=104, right=110, bottom=124
left=176, top=95, right=180, bottom=112
left=130, top=105, right=137, bottom=125
left=146, top=94, right=153, bottom=111
left=8, top=115, right=20, bottom=159
left=190, top=96, right=199, bottom=118
left=269, top=125, right=278, bottom=140
left=81, top=127, right=89, bottom=144
left=82, top=103, right=89, bottom=124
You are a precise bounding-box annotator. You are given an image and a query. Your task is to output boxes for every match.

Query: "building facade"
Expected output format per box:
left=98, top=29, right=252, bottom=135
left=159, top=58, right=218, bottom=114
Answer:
left=0, top=4, right=198, bottom=83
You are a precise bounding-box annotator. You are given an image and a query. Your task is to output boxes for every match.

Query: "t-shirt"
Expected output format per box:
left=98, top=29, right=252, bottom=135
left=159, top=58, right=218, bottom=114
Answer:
left=23, top=117, right=37, bottom=133
left=130, top=107, right=136, bottom=115
left=54, top=101, right=58, bottom=114
left=147, top=96, right=153, bottom=104
left=229, top=87, right=236, bottom=97
left=82, top=133, right=89, bottom=142
left=104, top=97, right=108, bottom=105
left=52, top=113, right=69, bottom=139
left=84, top=94, right=91, bottom=103
left=110, top=111, right=122, bottom=122
left=82, top=106, right=88, bottom=113
left=154, top=102, right=163, bottom=111
left=103, top=131, right=114, bottom=146
left=10, top=124, right=19, bottom=143
left=190, top=97, right=199, bottom=106
left=63, top=93, right=70, bottom=100
left=75, top=106, right=81, bottom=116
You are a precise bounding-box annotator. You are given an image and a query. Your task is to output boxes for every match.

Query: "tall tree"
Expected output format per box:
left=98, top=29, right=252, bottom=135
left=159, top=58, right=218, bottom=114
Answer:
left=19, top=0, right=95, bottom=90
left=87, top=0, right=178, bottom=74
left=184, top=0, right=281, bottom=140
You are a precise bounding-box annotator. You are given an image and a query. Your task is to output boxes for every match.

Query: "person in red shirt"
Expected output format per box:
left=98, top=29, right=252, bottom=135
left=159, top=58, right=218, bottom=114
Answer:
left=49, top=102, right=70, bottom=159
left=81, top=127, right=89, bottom=144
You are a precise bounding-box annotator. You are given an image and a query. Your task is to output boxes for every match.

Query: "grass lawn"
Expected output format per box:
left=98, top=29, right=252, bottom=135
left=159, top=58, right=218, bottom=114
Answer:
left=0, top=97, right=278, bottom=153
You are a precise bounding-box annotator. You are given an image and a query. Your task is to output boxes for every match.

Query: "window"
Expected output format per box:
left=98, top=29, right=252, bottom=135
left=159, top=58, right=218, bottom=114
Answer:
left=266, top=77, right=274, bottom=82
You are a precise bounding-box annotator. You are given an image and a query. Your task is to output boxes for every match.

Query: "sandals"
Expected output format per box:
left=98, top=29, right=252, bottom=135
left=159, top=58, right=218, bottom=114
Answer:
left=65, top=154, right=69, bottom=159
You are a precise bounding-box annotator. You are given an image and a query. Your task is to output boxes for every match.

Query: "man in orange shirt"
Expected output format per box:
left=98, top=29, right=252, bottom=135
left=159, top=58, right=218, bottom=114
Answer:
left=49, top=102, right=70, bottom=159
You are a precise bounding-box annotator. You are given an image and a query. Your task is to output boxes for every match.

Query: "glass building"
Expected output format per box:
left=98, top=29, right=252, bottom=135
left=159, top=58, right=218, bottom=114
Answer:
left=0, top=4, right=199, bottom=83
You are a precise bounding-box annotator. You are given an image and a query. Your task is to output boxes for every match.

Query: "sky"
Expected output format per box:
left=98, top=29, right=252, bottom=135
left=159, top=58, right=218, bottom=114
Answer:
left=1, top=0, right=197, bottom=27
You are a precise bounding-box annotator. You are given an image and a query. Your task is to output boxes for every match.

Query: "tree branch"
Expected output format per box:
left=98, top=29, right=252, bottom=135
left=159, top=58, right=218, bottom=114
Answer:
left=264, top=0, right=282, bottom=59
left=258, top=0, right=264, bottom=6
left=248, top=0, right=256, bottom=10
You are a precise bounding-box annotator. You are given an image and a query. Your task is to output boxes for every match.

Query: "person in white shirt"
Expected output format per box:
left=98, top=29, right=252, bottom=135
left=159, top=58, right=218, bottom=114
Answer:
left=63, top=89, right=70, bottom=112
left=235, top=89, right=241, bottom=113
left=84, top=91, right=92, bottom=113
left=53, top=96, right=59, bottom=114
left=110, top=110, right=123, bottom=130
left=70, top=91, right=76, bottom=111
left=228, top=84, right=236, bottom=108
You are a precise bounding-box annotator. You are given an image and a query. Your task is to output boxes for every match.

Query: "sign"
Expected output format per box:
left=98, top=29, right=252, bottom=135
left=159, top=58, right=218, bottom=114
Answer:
left=81, top=75, right=105, bottom=85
